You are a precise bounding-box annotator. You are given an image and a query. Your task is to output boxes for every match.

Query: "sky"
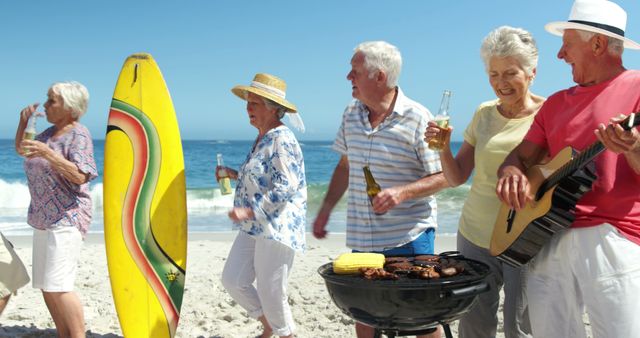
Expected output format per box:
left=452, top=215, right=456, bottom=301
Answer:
left=2, top=1, right=640, bottom=141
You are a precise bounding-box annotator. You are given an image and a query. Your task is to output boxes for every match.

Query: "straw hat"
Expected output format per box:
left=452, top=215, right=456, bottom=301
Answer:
left=545, top=0, right=640, bottom=50
left=231, top=73, right=297, bottom=113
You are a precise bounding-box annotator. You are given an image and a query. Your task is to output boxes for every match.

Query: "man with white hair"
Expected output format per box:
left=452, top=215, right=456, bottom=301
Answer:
left=313, top=41, right=447, bottom=338
left=496, top=1, right=640, bottom=337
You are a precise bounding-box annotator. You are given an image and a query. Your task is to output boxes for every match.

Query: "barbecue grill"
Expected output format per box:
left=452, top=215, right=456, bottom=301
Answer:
left=318, top=253, right=491, bottom=338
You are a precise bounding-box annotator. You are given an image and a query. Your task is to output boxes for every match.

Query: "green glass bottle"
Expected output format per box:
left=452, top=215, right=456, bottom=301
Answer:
left=363, top=165, right=384, bottom=215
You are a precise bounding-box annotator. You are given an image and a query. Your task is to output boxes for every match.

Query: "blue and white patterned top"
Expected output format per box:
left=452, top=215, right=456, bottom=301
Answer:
left=233, top=125, right=307, bottom=252
left=333, top=88, right=442, bottom=252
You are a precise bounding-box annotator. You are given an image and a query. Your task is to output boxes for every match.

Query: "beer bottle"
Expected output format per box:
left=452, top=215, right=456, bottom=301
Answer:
left=217, top=153, right=233, bottom=195
left=24, top=116, right=38, bottom=140
left=363, top=165, right=384, bottom=215
left=23, top=112, right=41, bottom=155
left=428, top=90, right=452, bottom=151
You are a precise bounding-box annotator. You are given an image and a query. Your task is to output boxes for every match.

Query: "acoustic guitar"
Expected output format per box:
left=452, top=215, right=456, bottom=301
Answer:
left=490, top=113, right=639, bottom=267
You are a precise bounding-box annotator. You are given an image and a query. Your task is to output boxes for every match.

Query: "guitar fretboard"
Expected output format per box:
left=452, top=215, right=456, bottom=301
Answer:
left=537, top=142, right=604, bottom=198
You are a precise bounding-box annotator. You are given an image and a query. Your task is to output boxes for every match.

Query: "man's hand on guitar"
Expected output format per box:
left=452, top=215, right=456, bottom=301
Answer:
left=496, top=168, right=531, bottom=211
left=595, top=114, right=640, bottom=154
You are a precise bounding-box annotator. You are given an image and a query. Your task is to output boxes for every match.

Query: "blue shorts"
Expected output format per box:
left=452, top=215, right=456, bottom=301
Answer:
left=353, top=228, right=435, bottom=256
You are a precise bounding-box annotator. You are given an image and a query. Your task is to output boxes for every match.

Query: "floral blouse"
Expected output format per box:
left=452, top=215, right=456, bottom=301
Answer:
left=233, top=125, right=307, bottom=252
left=24, top=124, right=98, bottom=236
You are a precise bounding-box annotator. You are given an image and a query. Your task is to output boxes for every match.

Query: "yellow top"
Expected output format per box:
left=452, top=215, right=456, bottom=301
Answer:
left=458, top=100, right=536, bottom=249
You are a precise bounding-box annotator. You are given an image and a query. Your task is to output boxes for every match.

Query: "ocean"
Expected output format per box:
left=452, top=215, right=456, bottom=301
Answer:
left=0, top=139, right=469, bottom=236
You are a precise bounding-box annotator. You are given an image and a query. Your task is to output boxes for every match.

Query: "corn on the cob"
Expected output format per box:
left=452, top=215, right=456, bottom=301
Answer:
left=332, top=252, right=385, bottom=274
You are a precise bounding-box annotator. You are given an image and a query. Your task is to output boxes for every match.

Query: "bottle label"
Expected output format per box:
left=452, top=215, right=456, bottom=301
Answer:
left=219, top=177, right=233, bottom=195
left=24, top=131, right=36, bottom=140
left=433, top=115, right=450, bottom=128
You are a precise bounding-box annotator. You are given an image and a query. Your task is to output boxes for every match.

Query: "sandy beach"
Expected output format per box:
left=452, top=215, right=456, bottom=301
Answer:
left=0, top=233, right=497, bottom=338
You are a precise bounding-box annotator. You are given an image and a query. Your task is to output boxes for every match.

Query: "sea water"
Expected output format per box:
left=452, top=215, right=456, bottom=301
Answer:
left=0, top=139, right=469, bottom=236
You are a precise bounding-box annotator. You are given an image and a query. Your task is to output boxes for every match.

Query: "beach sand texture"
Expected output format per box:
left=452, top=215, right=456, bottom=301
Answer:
left=0, top=233, right=590, bottom=337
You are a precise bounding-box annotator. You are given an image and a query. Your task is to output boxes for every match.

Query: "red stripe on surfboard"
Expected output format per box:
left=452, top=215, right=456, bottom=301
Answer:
left=109, top=109, right=180, bottom=331
left=108, top=108, right=180, bottom=332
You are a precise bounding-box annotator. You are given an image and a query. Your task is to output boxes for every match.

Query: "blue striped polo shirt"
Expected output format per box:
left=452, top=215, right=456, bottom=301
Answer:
left=333, top=88, right=442, bottom=252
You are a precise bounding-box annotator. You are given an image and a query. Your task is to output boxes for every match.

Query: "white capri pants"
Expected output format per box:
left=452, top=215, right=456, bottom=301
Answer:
left=221, top=231, right=296, bottom=337
left=526, top=223, right=640, bottom=338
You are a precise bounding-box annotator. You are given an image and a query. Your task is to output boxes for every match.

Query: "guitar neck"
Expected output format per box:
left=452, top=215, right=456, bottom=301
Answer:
left=542, top=142, right=604, bottom=193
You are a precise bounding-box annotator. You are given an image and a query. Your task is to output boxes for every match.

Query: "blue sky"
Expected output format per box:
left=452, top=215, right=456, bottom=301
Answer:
left=2, top=1, right=640, bottom=141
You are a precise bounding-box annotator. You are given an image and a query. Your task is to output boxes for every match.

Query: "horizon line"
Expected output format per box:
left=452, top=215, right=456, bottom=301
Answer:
left=0, top=137, right=465, bottom=142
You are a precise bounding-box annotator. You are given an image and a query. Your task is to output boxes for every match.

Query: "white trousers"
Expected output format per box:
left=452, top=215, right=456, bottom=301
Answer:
left=526, top=224, right=640, bottom=338
left=221, top=231, right=296, bottom=337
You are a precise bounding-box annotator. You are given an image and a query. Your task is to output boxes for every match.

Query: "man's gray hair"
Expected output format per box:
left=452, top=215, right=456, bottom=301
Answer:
left=354, top=41, right=402, bottom=88
left=575, top=30, right=624, bottom=56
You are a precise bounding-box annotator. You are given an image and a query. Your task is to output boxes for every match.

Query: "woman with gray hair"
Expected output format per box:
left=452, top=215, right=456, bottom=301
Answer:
left=424, top=26, right=545, bottom=338
left=15, top=81, right=97, bottom=338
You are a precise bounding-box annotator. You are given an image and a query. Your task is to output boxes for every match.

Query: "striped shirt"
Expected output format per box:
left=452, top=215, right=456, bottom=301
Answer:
left=333, top=88, right=442, bottom=251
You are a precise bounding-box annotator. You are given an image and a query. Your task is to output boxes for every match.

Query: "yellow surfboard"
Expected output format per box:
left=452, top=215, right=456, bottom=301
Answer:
left=104, top=53, right=187, bottom=338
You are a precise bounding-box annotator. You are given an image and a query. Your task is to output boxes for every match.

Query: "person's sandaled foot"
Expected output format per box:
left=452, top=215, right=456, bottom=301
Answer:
left=255, top=329, right=273, bottom=338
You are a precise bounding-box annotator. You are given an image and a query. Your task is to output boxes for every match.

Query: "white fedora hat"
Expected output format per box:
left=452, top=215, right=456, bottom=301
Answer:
left=545, top=0, right=640, bottom=50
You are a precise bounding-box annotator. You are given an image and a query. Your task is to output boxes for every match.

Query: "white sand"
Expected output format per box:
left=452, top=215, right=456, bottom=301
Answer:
left=0, top=233, right=498, bottom=337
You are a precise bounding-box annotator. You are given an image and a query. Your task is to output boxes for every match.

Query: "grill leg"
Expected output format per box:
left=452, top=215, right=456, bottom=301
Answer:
left=373, top=326, right=444, bottom=337
left=373, top=329, right=398, bottom=337
left=442, top=323, right=453, bottom=338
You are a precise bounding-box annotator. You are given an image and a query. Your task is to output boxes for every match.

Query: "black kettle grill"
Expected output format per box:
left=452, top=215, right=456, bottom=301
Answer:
left=318, top=253, right=492, bottom=338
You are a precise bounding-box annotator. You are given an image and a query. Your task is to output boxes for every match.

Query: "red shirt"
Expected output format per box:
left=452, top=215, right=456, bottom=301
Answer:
left=525, top=70, right=640, bottom=245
